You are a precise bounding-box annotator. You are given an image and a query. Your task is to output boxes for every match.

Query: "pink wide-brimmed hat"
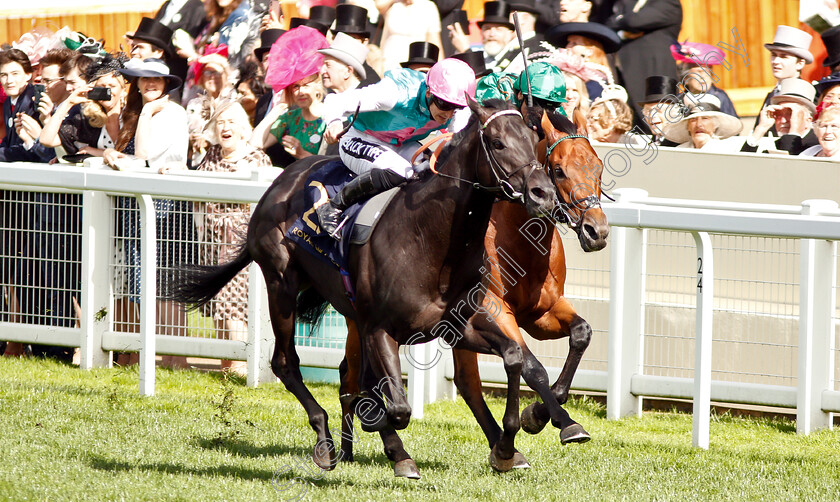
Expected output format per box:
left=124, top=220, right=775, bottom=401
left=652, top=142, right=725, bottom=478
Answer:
left=265, top=26, right=330, bottom=92
left=670, top=41, right=727, bottom=66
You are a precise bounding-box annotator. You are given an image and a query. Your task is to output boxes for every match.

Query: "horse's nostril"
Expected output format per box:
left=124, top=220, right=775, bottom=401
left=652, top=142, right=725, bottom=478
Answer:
left=584, top=223, right=599, bottom=241
left=530, top=187, right=547, bottom=201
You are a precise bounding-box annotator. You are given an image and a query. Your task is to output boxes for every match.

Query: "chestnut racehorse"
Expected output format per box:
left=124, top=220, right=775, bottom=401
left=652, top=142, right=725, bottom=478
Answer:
left=337, top=110, right=609, bottom=476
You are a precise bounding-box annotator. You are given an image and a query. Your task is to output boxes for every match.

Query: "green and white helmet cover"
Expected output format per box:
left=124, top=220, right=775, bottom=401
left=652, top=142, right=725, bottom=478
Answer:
left=475, top=72, right=518, bottom=103
left=513, top=61, right=568, bottom=107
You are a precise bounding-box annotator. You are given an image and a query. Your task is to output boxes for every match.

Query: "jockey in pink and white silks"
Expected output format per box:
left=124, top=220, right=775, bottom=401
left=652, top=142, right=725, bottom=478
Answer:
left=316, top=59, right=477, bottom=235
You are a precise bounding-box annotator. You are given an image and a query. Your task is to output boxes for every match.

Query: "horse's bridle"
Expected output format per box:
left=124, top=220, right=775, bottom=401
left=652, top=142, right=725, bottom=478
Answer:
left=433, top=109, right=541, bottom=203
left=544, top=133, right=607, bottom=229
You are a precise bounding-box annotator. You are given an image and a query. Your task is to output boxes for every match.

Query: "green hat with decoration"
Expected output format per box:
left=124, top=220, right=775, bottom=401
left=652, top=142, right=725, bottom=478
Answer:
left=475, top=72, right=518, bottom=104
left=513, top=62, right=567, bottom=106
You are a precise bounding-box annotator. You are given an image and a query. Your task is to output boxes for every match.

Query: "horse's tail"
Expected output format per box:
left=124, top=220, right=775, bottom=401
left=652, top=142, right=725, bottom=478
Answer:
left=296, top=287, right=330, bottom=327
left=170, top=244, right=253, bottom=309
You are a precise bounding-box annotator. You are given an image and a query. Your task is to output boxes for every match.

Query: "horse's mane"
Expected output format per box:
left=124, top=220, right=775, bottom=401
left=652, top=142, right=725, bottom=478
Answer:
left=546, top=109, right=578, bottom=136
left=436, top=99, right=517, bottom=167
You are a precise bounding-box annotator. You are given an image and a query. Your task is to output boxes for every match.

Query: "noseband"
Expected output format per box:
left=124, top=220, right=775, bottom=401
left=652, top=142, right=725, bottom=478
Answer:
left=544, top=133, right=604, bottom=229
left=432, top=109, right=540, bottom=203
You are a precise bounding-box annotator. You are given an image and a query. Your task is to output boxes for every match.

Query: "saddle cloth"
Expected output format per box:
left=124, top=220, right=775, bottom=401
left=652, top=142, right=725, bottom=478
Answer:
left=285, top=158, right=400, bottom=275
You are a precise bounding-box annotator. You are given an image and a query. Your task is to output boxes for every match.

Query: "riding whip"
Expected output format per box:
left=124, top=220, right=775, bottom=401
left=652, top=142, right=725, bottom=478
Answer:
left=513, top=12, right=533, bottom=108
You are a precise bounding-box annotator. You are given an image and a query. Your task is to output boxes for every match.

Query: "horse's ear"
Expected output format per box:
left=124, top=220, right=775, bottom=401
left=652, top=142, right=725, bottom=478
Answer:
left=572, top=108, right=589, bottom=136
left=541, top=110, right=559, bottom=143
left=467, top=93, right=482, bottom=116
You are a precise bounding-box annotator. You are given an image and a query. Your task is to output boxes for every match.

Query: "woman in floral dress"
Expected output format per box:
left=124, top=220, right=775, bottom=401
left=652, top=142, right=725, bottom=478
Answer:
left=195, top=100, right=270, bottom=375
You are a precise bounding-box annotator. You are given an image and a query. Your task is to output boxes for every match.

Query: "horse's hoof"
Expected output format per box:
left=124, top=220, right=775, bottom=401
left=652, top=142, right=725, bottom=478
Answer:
left=394, top=459, right=421, bottom=479
left=312, top=450, right=337, bottom=471
left=338, top=450, right=353, bottom=463
left=512, top=451, right=531, bottom=469
left=520, top=402, right=548, bottom=435
left=489, top=445, right=515, bottom=473
left=560, top=423, right=591, bottom=444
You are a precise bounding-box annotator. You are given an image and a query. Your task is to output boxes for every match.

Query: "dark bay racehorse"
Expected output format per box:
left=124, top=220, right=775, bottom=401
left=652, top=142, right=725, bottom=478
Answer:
left=338, top=110, right=609, bottom=474
left=174, top=99, right=557, bottom=476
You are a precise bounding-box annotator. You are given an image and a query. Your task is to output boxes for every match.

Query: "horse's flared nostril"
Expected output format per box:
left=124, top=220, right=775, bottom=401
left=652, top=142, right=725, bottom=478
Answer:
left=584, top=223, right=599, bottom=242
left=530, top=186, right=548, bottom=202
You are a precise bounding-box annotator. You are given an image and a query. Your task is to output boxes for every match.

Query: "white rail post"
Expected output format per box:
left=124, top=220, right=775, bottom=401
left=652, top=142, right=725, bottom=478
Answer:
left=691, top=231, right=714, bottom=449
left=137, top=195, right=157, bottom=396
left=79, top=190, right=111, bottom=369
left=406, top=342, right=428, bottom=419
left=249, top=261, right=276, bottom=386
left=607, top=188, right=647, bottom=419
left=797, top=199, right=838, bottom=433
left=428, top=344, right=456, bottom=402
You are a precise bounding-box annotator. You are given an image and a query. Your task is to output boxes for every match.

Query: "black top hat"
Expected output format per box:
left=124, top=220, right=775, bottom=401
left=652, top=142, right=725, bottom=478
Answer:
left=509, top=0, right=541, bottom=15
left=545, top=22, right=622, bottom=54
left=332, top=4, right=371, bottom=38
left=128, top=17, right=174, bottom=55
left=289, top=17, right=330, bottom=35
left=822, top=25, right=840, bottom=69
left=309, top=5, right=337, bottom=28
left=451, top=50, right=492, bottom=77
left=637, top=75, right=680, bottom=105
left=401, top=42, right=440, bottom=68
left=254, top=28, right=285, bottom=60
left=477, top=2, right=514, bottom=30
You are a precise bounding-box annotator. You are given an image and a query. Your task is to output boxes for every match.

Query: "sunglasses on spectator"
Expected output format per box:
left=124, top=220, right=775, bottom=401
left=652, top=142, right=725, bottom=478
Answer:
left=431, top=95, right=463, bottom=112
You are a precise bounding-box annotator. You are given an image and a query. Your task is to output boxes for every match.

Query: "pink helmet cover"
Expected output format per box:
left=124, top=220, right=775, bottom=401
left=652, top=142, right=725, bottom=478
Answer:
left=426, top=59, right=477, bottom=107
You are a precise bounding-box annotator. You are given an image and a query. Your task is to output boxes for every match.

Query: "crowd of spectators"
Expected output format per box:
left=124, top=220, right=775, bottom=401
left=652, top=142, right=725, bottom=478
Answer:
left=2, top=0, right=840, bottom=369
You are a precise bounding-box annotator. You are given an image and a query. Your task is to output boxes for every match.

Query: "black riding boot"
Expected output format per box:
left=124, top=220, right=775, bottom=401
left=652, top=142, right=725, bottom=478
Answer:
left=316, top=168, right=406, bottom=237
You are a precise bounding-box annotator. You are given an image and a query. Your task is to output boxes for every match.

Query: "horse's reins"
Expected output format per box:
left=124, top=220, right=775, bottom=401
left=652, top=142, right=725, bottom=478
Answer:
left=544, top=133, right=611, bottom=229
left=415, top=110, right=540, bottom=203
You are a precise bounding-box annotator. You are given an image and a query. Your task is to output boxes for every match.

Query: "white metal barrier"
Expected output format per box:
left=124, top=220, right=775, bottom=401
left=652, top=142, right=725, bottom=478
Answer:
left=2, top=162, right=840, bottom=447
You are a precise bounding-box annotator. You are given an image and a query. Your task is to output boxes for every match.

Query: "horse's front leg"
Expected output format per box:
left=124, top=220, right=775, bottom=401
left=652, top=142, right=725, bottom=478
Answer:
left=520, top=298, right=591, bottom=443
left=455, top=314, right=523, bottom=472
left=452, top=348, right=530, bottom=468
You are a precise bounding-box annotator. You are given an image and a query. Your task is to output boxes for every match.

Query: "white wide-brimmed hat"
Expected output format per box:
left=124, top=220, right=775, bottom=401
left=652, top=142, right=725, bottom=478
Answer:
left=317, top=32, right=368, bottom=80
left=662, top=94, right=743, bottom=144
left=764, top=25, right=814, bottom=63
left=770, top=77, right=817, bottom=114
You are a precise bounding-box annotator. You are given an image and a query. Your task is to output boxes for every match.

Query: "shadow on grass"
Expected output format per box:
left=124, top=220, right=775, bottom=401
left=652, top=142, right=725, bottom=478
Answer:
left=86, top=452, right=434, bottom=492
left=191, top=435, right=450, bottom=471
left=86, top=453, right=350, bottom=488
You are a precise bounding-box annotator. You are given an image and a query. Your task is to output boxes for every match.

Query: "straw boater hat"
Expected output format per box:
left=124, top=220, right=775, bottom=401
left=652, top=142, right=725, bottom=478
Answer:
left=770, top=78, right=817, bottom=114
left=764, top=25, right=813, bottom=64
left=662, top=94, right=742, bottom=144
left=317, top=32, right=368, bottom=79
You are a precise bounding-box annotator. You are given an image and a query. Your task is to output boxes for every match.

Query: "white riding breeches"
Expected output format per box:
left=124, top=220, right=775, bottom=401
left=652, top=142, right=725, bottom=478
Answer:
left=338, top=128, right=424, bottom=178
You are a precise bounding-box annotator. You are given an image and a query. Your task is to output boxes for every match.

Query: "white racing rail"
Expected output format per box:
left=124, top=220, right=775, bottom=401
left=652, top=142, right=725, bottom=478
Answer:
left=2, top=162, right=840, bottom=447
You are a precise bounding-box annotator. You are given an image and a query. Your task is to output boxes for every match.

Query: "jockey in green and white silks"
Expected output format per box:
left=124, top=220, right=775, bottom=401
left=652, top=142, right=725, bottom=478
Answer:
left=317, top=59, right=477, bottom=236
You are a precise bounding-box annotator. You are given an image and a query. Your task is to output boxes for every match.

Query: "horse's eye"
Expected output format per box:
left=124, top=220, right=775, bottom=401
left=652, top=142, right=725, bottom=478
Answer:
left=492, top=139, right=504, bottom=150
left=554, top=166, right=566, bottom=179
